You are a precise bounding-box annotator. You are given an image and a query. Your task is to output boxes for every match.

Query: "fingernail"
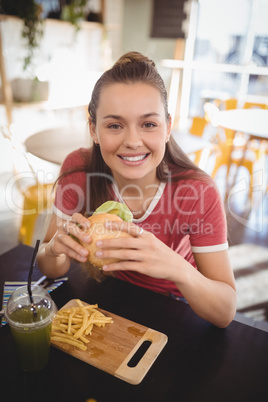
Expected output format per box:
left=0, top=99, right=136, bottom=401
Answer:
left=95, top=251, right=103, bottom=257
left=96, top=241, right=103, bottom=247
left=102, top=265, right=108, bottom=270
left=83, top=235, right=91, bottom=242
left=81, top=249, right=88, bottom=256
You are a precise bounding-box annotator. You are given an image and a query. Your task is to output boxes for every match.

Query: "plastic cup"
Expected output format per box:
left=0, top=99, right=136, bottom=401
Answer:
left=4, top=285, right=57, bottom=372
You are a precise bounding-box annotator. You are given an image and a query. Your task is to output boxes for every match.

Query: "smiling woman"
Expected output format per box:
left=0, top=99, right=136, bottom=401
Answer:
left=89, top=82, right=170, bottom=189
left=37, top=51, right=237, bottom=328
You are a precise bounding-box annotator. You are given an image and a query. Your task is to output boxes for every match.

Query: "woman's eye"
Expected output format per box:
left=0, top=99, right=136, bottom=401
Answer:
left=143, top=122, right=156, bottom=128
left=108, top=123, right=121, bottom=130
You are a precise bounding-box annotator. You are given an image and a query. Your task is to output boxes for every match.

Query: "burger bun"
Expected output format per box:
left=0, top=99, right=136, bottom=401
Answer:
left=80, top=213, right=133, bottom=268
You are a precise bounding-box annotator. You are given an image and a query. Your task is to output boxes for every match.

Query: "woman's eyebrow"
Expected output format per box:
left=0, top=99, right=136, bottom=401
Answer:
left=142, top=112, right=160, bottom=118
left=103, top=112, right=160, bottom=120
left=103, top=114, right=121, bottom=120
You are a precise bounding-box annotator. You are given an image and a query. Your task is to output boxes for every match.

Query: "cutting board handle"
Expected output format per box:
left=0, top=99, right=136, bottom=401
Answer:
left=115, top=328, right=168, bottom=385
left=127, top=339, right=152, bottom=367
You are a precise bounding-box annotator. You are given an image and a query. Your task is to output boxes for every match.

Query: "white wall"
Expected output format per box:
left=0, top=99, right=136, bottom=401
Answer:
left=122, top=0, right=176, bottom=88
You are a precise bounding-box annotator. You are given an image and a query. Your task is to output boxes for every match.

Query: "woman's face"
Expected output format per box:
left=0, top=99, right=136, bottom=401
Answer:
left=90, top=82, right=171, bottom=187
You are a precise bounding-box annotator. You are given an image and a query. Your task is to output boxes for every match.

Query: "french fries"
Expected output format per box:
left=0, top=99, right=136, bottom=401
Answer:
left=51, top=299, right=113, bottom=351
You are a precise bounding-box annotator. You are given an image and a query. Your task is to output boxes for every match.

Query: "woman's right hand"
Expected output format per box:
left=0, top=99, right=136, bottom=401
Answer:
left=45, top=213, right=91, bottom=263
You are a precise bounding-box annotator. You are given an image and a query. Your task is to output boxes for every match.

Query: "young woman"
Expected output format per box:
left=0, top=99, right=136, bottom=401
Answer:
left=37, top=51, right=237, bottom=328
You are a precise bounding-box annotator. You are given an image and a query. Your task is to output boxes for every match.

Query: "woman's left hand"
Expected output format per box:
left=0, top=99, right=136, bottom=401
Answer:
left=94, top=220, right=178, bottom=280
left=97, top=221, right=237, bottom=328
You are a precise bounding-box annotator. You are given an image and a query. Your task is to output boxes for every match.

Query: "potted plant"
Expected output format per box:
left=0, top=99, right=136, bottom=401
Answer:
left=61, top=0, right=88, bottom=30
left=48, top=1, right=102, bottom=29
left=0, top=0, right=43, bottom=70
left=0, top=1, right=101, bottom=103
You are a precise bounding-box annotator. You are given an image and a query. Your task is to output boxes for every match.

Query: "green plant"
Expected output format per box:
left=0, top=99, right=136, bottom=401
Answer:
left=0, top=0, right=43, bottom=70
left=61, top=0, right=88, bottom=30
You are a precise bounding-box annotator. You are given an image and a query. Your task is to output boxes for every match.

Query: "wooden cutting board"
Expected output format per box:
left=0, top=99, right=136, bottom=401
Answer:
left=51, top=299, right=168, bottom=385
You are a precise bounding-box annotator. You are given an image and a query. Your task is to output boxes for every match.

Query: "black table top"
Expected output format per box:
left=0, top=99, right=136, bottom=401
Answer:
left=0, top=244, right=268, bottom=402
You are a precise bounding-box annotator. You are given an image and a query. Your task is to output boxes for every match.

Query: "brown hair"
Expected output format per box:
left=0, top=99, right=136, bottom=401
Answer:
left=88, top=52, right=169, bottom=124
left=58, top=51, right=211, bottom=214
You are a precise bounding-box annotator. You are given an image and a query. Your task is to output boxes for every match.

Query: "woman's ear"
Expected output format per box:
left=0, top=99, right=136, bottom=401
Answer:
left=89, top=119, right=99, bottom=145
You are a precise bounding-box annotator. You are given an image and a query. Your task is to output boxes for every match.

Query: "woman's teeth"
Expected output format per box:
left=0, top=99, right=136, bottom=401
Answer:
left=121, top=154, right=147, bottom=162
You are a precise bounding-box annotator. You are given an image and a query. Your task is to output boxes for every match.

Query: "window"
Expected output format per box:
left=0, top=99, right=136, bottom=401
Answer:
left=163, top=0, right=268, bottom=128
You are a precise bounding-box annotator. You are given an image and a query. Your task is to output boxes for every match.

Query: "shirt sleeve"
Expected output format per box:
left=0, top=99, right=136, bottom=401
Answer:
left=53, top=149, right=88, bottom=218
left=187, top=181, right=228, bottom=252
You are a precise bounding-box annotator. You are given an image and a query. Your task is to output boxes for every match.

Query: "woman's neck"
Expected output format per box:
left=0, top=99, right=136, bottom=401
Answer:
left=114, top=177, right=161, bottom=219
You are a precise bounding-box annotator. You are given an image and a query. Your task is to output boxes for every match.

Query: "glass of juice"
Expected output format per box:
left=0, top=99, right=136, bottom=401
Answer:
left=4, top=284, right=57, bottom=372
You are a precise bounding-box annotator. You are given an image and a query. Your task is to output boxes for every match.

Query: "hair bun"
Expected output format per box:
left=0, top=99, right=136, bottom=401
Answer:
left=114, top=51, right=156, bottom=68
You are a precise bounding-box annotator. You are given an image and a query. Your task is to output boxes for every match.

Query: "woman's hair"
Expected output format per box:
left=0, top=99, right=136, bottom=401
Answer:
left=58, top=51, right=211, bottom=213
left=88, top=52, right=170, bottom=124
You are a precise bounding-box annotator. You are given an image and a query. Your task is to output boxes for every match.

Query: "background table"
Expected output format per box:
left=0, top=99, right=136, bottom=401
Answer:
left=24, top=123, right=91, bottom=165
left=1, top=244, right=268, bottom=402
left=212, top=108, right=268, bottom=138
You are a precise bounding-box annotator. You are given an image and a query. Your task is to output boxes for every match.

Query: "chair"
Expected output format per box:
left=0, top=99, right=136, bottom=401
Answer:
left=213, top=97, right=245, bottom=149
left=243, top=102, right=268, bottom=110
left=210, top=138, right=255, bottom=201
left=242, top=101, right=268, bottom=168
left=204, top=103, right=266, bottom=204
left=211, top=139, right=266, bottom=206
left=216, top=98, right=238, bottom=110
left=187, top=116, right=214, bottom=170
left=189, top=116, right=208, bottom=137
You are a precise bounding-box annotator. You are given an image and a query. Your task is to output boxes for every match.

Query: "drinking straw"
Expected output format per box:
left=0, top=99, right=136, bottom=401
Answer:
left=27, top=239, right=40, bottom=318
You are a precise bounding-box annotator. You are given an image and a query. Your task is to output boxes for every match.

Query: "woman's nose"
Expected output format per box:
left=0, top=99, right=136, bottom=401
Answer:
left=123, top=127, right=143, bottom=148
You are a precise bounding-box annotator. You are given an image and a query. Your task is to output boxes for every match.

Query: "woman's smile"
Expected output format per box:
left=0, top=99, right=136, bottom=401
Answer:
left=118, top=152, right=150, bottom=165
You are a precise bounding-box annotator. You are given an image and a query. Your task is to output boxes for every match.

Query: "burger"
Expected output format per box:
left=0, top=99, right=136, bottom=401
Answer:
left=80, top=201, right=134, bottom=270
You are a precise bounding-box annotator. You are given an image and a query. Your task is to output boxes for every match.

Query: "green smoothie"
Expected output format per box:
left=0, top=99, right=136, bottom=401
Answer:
left=9, top=306, right=52, bottom=372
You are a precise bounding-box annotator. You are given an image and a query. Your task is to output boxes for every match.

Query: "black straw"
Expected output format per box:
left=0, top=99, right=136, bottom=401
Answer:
left=27, top=239, right=40, bottom=317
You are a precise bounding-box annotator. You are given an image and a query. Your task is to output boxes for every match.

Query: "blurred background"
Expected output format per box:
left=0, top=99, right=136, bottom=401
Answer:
left=0, top=0, right=267, bottom=328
